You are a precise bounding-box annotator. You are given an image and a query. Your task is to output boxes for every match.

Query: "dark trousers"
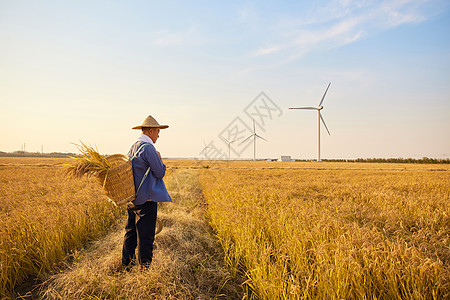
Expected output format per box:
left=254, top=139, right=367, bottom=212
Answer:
left=122, top=201, right=158, bottom=266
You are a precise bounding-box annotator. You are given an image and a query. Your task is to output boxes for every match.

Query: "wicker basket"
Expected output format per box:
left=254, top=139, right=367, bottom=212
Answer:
left=95, top=154, right=163, bottom=234
left=97, top=154, right=135, bottom=207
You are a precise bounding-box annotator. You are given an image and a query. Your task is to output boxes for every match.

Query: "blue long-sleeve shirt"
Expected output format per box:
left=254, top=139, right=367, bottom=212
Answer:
left=128, top=139, right=172, bottom=205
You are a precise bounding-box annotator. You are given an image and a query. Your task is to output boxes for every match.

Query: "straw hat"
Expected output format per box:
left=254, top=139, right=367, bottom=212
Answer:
left=132, top=115, right=169, bottom=130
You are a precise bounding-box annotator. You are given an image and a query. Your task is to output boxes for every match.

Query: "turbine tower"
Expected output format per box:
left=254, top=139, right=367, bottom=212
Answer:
left=289, top=82, right=332, bottom=162
left=223, top=137, right=236, bottom=160
left=240, top=119, right=267, bottom=161
left=200, top=141, right=210, bottom=160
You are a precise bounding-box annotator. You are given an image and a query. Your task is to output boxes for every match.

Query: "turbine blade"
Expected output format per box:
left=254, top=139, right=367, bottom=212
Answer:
left=239, top=135, right=253, bottom=145
left=319, top=112, right=331, bottom=135
left=223, top=137, right=229, bottom=143
left=289, top=107, right=318, bottom=110
left=318, top=82, right=331, bottom=106
left=255, top=134, right=267, bottom=141
left=253, top=119, right=255, bottom=133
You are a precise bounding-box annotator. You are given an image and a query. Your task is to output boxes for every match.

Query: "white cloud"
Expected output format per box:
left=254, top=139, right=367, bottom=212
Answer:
left=253, top=45, right=284, bottom=56
left=295, top=17, right=362, bottom=46
left=252, top=0, right=444, bottom=60
left=379, top=0, right=429, bottom=27
left=151, top=27, right=203, bottom=47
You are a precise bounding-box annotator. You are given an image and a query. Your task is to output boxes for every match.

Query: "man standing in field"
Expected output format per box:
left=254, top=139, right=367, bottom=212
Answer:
left=122, top=115, right=172, bottom=269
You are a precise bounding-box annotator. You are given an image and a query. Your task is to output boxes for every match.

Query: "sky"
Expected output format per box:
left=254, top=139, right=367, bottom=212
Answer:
left=1, top=0, right=449, bottom=160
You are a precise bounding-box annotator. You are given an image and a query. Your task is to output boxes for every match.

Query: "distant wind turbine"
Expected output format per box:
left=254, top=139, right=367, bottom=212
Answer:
left=240, top=119, right=267, bottom=161
left=223, top=137, right=236, bottom=160
left=200, top=141, right=210, bottom=160
left=289, top=82, right=332, bottom=162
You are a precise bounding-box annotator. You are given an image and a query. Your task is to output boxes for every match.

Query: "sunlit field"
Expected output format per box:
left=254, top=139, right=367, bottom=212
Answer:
left=40, top=168, right=242, bottom=299
left=1, top=157, right=449, bottom=299
left=0, top=158, right=240, bottom=299
left=200, top=162, right=450, bottom=299
left=0, top=157, right=123, bottom=296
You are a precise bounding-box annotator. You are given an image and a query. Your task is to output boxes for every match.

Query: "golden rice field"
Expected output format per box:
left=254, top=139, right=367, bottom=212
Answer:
left=0, top=157, right=123, bottom=297
left=0, top=157, right=449, bottom=299
left=0, top=157, right=241, bottom=299
left=200, top=162, right=450, bottom=299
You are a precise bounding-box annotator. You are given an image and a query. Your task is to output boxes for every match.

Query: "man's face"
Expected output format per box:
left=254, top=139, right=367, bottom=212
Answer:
left=148, top=128, right=160, bottom=143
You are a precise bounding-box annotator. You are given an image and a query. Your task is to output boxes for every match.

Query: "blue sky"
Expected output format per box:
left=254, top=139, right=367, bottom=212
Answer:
left=1, top=0, right=449, bottom=159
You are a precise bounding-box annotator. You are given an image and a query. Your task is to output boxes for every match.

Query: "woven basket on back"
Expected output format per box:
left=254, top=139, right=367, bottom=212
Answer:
left=97, top=154, right=135, bottom=207
left=95, top=153, right=163, bottom=234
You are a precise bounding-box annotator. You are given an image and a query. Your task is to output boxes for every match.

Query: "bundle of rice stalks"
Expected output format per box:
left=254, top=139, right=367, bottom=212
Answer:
left=61, top=142, right=112, bottom=180
left=60, top=142, right=136, bottom=207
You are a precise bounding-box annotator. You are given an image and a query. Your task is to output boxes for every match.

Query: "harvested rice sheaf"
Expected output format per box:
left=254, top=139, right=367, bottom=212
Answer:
left=60, top=142, right=112, bottom=179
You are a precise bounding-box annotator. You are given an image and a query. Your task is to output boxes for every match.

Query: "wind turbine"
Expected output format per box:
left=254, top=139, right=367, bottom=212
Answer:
left=200, top=141, right=210, bottom=160
left=289, top=82, right=331, bottom=162
left=223, top=137, right=236, bottom=160
left=240, top=119, right=267, bottom=161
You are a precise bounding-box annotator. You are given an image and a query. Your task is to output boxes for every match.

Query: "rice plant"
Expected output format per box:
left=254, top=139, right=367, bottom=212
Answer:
left=59, top=141, right=111, bottom=179
left=200, top=164, right=450, bottom=299
left=0, top=159, right=123, bottom=297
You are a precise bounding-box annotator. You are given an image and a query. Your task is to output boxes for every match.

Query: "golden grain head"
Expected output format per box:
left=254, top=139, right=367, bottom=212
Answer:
left=59, top=142, right=112, bottom=179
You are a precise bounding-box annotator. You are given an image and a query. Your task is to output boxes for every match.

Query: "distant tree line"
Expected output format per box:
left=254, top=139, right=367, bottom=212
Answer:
left=0, top=151, right=75, bottom=158
left=321, top=157, right=450, bottom=164
left=1, top=151, right=449, bottom=164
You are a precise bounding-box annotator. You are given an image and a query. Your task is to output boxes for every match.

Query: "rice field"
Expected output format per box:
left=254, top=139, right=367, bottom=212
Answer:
left=40, top=168, right=242, bottom=299
left=0, top=158, right=241, bottom=299
left=1, top=157, right=449, bottom=299
left=200, top=162, right=450, bottom=299
left=0, top=157, right=123, bottom=297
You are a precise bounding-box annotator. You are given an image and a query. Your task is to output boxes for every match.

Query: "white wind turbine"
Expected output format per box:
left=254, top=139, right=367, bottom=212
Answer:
left=240, top=119, right=267, bottom=161
left=200, top=141, right=210, bottom=160
left=289, top=82, right=332, bottom=162
left=223, top=137, right=236, bottom=160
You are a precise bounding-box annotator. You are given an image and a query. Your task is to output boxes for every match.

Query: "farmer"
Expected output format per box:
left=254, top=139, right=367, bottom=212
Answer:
left=122, top=115, right=172, bottom=269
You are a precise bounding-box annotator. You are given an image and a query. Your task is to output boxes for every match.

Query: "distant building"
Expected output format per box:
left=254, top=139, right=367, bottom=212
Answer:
left=279, top=155, right=292, bottom=162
